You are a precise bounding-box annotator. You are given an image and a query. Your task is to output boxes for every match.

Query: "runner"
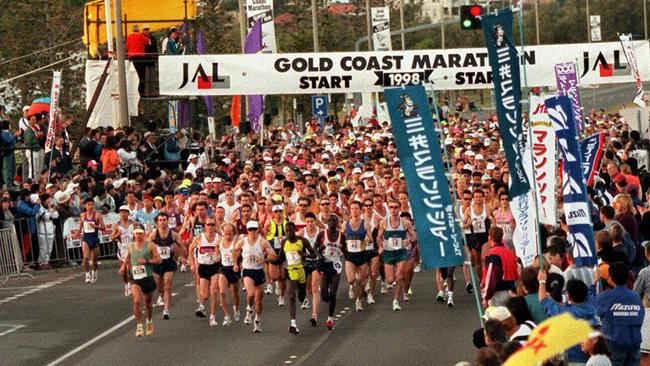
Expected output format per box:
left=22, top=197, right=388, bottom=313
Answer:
left=377, top=200, right=416, bottom=311
left=463, top=189, right=491, bottom=283
left=362, top=198, right=382, bottom=304
left=233, top=221, right=277, bottom=333
left=79, top=197, right=105, bottom=284
left=282, top=221, right=318, bottom=334
left=134, top=194, right=159, bottom=233
left=189, top=215, right=222, bottom=327
left=343, top=201, right=372, bottom=312
left=147, top=212, right=184, bottom=319
left=400, top=212, right=418, bottom=302
left=180, top=201, right=209, bottom=315
left=111, top=206, right=135, bottom=296
left=316, top=214, right=345, bottom=330
left=161, top=191, right=183, bottom=233
left=218, top=223, right=241, bottom=325
left=119, top=225, right=162, bottom=337
left=264, top=204, right=288, bottom=305
left=299, top=212, right=321, bottom=323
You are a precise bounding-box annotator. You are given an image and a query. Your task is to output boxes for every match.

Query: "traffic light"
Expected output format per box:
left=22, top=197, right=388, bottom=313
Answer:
left=460, top=4, right=483, bottom=30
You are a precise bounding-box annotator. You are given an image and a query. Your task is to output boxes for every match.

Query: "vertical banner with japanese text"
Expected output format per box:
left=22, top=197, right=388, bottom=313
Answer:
left=371, top=7, right=392, bottom=51
left=580, top=133, right=606, bottom=187
left=528, top=94, right=557, bottom=225
left=619, top=34, right=647, bottom=107
left=545, top=96, right=597, bottom=267
left=385, top=85, right=464, bottom=269
left=555, top=62, right=585, bottom=134
left=246, top=0, right=277, bottom=53
left=45, top=71, right=62, bottom=153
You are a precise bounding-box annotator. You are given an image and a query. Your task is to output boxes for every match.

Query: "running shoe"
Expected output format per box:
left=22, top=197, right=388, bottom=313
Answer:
left=436, top=291, right=445, bottom=303
left=278, top=296, right=285, bottom=306
left=124, top=283, right=131, bottom=297
left=289, top=324, right=299, bottom=334
left=91, top=271, right=97, bottom=283
left=301, top=298, right=310, bottom=309
left=244, top=309, right=253, bottom=325
left=403, top=293, right=410, bottom=302
left=162, top=309, right=170, bottom=320
left=326, top=318, right=334, bottom=330
left=355, top=298, right=363, bottom=312
left=348, top=285, right=355, bottom=299
left=367, top=293, right=375, bottom=304
left=135, top=324, right=143, bottom=337
left=253, top=320, right=262, bottom=333
left=154, top=296, right=164, bottom=307
left=195, top=303, right=206, bottom=318
left=447, top=297, right=455, bottom=308
left=365, top=281, right=370, bottom=293
left=180, top=263, right=187, bottom=272
left=275, top=282, right=281, bottom=296
left=145, top=321, right=153, bottom=336
left=387, top=282, right=395, bottom=289
left=380, top=281, right=388, bottom=294
left=264, top=284, right=272, bottom=294
left=465, top=282, right=473, bottom=294
left=233, top=307, right=241, bottom=322
left=392, top=299, right=401, bottom=311
left=407, top=287, right=413, bottom=296
left=222, top=315, right=232, bottom=327
left=310, top=316, right=317, bottom=327
left=85, top=272, right=91, bottom=284
left=209, top=315, right=218, bottom=327
left=414, top=263, right=422, bottom=273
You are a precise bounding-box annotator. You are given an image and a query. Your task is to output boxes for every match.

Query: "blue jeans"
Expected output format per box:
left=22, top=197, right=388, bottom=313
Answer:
left=2, top=152, right=15, bottom=187
left=610, top=346, right=640, bottom=366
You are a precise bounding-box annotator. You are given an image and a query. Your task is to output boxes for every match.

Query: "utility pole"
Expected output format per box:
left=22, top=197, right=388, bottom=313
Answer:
left=534, top=0, right=540, bottom=44
left=400, top=0, right=405, bottom=50
left=312, top=0, right=319, bottom=52
left=644, top=0, right=648, bottom=40
left=586, top=0, right=590, bottom=43
left=366, top=0, right=372, bottom=51
left=113, top=0, right=129, bottom=127
left=238, top=0, right=247, bottom=124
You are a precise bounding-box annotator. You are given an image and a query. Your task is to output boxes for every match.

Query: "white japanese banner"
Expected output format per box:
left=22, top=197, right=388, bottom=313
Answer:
left=85, top=60, right=140, bottom=128
left=371, top=7, right=391, bottom=51
left=619, top=34, right=647, bottom=107
left=45, top=71, right=62, bottom=153
left=246, top=0, right=277, bottom=53
left=527, top=94, right=557, bottom=225
left=159, top=41, right=650, bottom=95
left=511, top=192, right=538, bottom=267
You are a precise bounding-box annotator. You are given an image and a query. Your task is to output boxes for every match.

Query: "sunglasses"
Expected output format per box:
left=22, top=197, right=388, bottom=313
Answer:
left=389, top=206, right=400, bottom=209
left=299, top=204, right=308, bottom=207
left=248, top=227, right=258, bottom=231
left=206, top=223, right=216, bottom=226
left=364, top=204, right=372, bottom=207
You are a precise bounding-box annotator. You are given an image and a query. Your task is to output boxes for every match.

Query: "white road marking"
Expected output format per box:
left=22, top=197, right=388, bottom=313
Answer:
left=0, top=274, right=78, bottom=306
left=0, top=324, right=25, bottom=337
left=289, top=355, right=297, bottom=359
left=45, top=316, right=135, bottom=366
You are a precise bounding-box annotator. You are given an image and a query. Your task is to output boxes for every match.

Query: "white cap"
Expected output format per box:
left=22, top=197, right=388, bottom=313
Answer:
left=119, top=205, right=130, bottom=212
left=444, top=137, right=454, bottom=145
left=321, top=153, right=330, bottom=160
left=264, top=165, right=273, bottom=171
left=30, top=193, right=40, bottom=203
left=113, top=177, right=128, bottom=189
left=486, top=162, right=496, bottom=171
left=311, top=163, right=320, bottom=171
left=45, top=183, right=54, bottom=190
left=263, top=156, right=273, bottom=162
left=189, top=154, right=198, bottom=160
left=475, top=154, right=484, bottom=160
left=204, top=177, right=212, bottom=184
left=272, top=204, right=284, bottom=212
left=282, top=167, right=291, bottom=174
left=23, top=105, right=30, bottom=112
left=223, top=158, right=232, bottom=164
left=54, top=191, right=71, bottom=205
left=482, top=174, right=491, bottom=181
left=302, top=170, right=312, bottom=176
left=483, top=306, right=512, bottom=321
left=352, top=167, right=362, bottom=174
left=463, top=164, right=473, bottom=171
left=465, top=150, right=475, bottom=157
left=246, top=221, right=259, bottom=229
left=214, top=177, right=224, bottom=183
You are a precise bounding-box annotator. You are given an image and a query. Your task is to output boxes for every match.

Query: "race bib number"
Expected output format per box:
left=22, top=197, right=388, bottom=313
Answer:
left=132, top=265, right=147, bottom=280
left=168, top=216, right=177, bottom=229
left=118, top=242, right=129, bottom=260
left=333, top=260, right=342, bottom=274
left=221, top=251, right=233, bottom=266
left=347, top=240, right=362, bottom=253
left=198, top=249, right=217, bottom=264
left=472, top=218, right=486, bottom=233
left=324, top=246, right=340, bottom=262
left=387, top=237, right=402, bottom=251
left=245, top=254, right=260, bottom=267
left=83, top=221, right=95, bottom=234
left=286, top=251, right=301, bottom=266
left=273, top=236, right=285, bottom=250
left=157, top=246, right=171, bottom=259
left=144, top=223, right=155, bottom=234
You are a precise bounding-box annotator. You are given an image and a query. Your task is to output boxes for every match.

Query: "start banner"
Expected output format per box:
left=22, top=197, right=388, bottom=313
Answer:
left=159, top=41, right=650, bottom=95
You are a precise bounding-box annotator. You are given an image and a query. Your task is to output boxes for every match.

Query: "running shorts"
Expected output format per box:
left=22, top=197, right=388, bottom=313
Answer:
left=382, top=249, right=408, bottom=265
left=304, top=259, right=319, bottom=274
left=133, top=276, right=157, bottom=294
left=153, top=258, right=178, bottom=276
left=346, top=252, right=367, bottom=267
left=83, top=235, right=100, bottom=249
left=198, top=263, right=221, bottom=280
left=287, top=266, right=306, bottom=284
left=466, top=233, right=488, bottom=251
left=366, top=249, right=379, bottom=260
left=318, top=261, right=342, bottom=277
left=219, top=265, right=241, bottom=284
left=243, top=268, right=265, bottom=287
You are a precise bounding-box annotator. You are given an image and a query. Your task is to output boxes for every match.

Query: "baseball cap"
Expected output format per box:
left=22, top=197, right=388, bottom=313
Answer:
left=486, top=162, right=496, bottom=171
left=204, top=177, right=212, bottom=184
left=22, top=106, right=30, bottom=112
left=189, top=154, right=198, bottom=160
left=475, top=154, right=484, bottom=160
left=133, top=225, right=145, bottom=234
left=144, top=131, right=155, bottom=138
left=87, top=160, right=99, bottom=168
left=119, top=205, right=130, bottom=212
left=352, top=167, right=362, bottom=174
left=154, top=196, right=163, bottom=202
left=272, top=204, right=284, bottom=212
left=45, top=183, right=54, bottom=190
left=463, top=164, right=473, bottom=171
left=142, top=24, right=150, bottom=29
left=246, top=221, right=259, bottom=230
left=321, top=153, right=330, bottom=160
left=483, top=306, right=512, bottom=321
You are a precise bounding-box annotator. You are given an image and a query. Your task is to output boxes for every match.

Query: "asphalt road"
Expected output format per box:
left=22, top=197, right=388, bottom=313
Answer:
left=0, top=262, right=482, bottom=366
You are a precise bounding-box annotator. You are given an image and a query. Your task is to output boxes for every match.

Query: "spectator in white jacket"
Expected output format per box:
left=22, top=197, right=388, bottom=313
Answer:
left=35, top=194, right=59, bottom=269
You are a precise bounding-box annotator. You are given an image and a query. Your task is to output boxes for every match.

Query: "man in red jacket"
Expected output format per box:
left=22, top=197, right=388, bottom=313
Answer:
left=125, top=25, right=150, bottom=95
left=481, top=226, right=518, bottom=307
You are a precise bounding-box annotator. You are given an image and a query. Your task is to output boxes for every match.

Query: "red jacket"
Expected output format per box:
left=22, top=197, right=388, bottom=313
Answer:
left=125, top=33, right=150, bottom=58
left=482, top=244, right=519, bottom=300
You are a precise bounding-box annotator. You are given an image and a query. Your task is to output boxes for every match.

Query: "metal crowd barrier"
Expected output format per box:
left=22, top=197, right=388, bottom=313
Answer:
left=0, top=224, right=33, bottom=281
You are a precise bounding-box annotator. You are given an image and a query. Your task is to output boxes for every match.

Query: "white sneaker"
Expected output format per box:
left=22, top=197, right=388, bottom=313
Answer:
left=162, top=309, right=170, bottom=320
left=180, top=263, right=187, bottom=272
left=84, top=272, right=91, bottom=284
left=355, top=298, right=363, bottom=312
left=278, top=296, right=285, bottom=306
left=253, top=320, right=262, bottom=333
left=222, top=315, right=232, bottom=327
left=414, top=263, right=422, bottom=273
left=447, top=297, right=455, bottom=308
left=91, top=271, right=97, bottom=283
left=244, top=309, right=253, bottom=324
left=154, top=296, right=164, bottom=307
left=209, top=315, right=218, bottom=327
left=348, top=285, right=355, bottom=299
left=124, top=283, right=131, bottom=297
left=367, top=293, right=375, bottom=304
left=301, top=299, right=310, bottom=309
left=436, top=291, right=445, bottom=303
left=380, top=281, right=388, bottom=294
left=387, top=282, right=395, bottom=289
left=195, top=304, right=206, bottom=318
left=264, top=284, right=272, bottom=294
left=392, top=299, right=401, bottom=311
left=233, top=307, right=241, bottom=322
left=274, top=283, right=281, bottom=296
left=365, top=281, right=370, bottom=293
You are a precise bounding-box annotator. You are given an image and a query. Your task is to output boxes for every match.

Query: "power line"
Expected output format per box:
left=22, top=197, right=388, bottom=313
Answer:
left=0, top=54, right=79, bottom=85
left=0, top=39, right=82, bottom=66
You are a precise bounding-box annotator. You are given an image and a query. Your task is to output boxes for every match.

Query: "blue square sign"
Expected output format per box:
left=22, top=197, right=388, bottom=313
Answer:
left=311, top=95, right=329, bottom=119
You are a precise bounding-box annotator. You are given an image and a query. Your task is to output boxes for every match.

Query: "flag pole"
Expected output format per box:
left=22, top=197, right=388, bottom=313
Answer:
left=427, top=82, right=484, bottom=326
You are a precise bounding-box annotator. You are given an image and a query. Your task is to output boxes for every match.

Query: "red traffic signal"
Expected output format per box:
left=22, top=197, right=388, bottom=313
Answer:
left=469, top=5, right=482, bottom=17
left=460, top=4, right=483, bottom=30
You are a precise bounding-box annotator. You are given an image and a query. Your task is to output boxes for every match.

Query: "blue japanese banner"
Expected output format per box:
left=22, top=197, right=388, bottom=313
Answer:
left=545, top=96, right=597, bottom=267
left=481, top=9, right=530, bottom=198
left=580, top=133, right=606, bottom=187
left=385, top=85, right=464, bottom=269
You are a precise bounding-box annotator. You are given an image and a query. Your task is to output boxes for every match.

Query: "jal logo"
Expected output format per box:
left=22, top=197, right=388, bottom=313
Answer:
left=179, top=63, right=230, bottom=90
left=581, top=50, right=628, bottom=78
left=567, top=208, right=587, bottom=219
